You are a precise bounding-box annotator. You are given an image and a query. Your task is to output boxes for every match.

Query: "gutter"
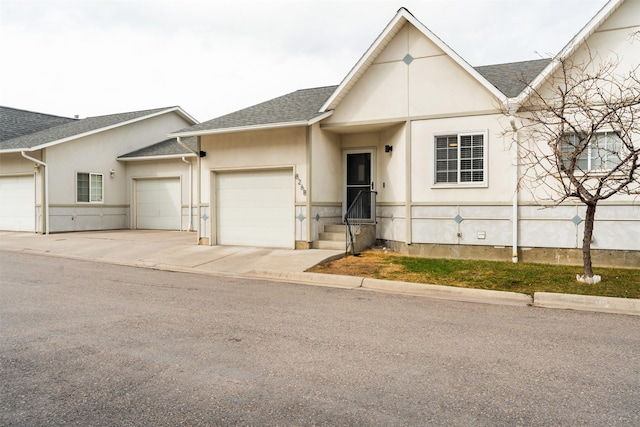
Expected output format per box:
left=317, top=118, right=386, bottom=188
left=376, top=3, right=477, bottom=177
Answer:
left=170, top=112, right=334, bottom=139
left=508, top=106, right=519, bottom=263
left=177, top=136, right=200, bottom=241
left=181, top=156, right=193, bottom=231
left=21, top=151, right=49, bottom=235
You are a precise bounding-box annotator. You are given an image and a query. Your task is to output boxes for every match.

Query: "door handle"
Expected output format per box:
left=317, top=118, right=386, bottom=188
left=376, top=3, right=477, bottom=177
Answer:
left=371, top=181, right=374, bottom=190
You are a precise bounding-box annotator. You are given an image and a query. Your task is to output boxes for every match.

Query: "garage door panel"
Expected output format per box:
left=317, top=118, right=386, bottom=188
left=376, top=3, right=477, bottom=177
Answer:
left=0, top=175, right=35, bottom=232
left=136, top=178, right=181, bottom=230
left=216, top=169, right=294, bottom=248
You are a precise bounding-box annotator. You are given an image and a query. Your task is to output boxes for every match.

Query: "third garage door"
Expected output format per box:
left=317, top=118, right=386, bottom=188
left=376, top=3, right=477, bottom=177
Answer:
left=0, top=175, right=35, bottom=232
left=216, top=169, right=294, bottom=248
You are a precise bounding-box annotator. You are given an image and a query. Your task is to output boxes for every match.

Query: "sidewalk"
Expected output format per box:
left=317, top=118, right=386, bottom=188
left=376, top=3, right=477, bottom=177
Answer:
left=1, top=230, right=638, bottom=316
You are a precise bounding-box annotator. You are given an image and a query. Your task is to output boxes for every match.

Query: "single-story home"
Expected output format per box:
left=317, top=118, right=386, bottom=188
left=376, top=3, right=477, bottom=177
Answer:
left=0, top=106, right=198, bottom=233
left=168, top=0, right=639, bottom=267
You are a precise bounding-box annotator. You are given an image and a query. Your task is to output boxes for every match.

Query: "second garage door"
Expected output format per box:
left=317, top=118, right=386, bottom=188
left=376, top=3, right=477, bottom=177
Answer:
left=216, top=169, right=294, bottom=248
left=135, top=178, right=181, bottom=230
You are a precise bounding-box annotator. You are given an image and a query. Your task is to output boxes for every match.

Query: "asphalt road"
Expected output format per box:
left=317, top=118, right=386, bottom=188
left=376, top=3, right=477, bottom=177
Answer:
left=1, top=251, right=639, bottom=426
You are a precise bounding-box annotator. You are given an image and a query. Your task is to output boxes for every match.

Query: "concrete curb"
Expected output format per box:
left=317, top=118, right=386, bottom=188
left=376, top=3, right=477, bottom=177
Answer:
left=250, top=270, right=533, bottom=307
left=362, top=278, right=533, bottom=306
left=534, top=292, right=640, bottom=316
left=247, top=270, right=364, bottom=288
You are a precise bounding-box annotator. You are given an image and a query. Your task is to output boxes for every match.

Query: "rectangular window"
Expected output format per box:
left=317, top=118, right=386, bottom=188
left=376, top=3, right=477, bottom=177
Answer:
left=435, top=132, right=485, bottom=185
left=560, top=131, right=622, bottom=172
left=77, top=172, right=103, bottom=203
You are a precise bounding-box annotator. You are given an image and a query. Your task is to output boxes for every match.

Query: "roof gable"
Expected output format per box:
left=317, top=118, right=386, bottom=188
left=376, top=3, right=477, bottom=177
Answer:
left=0, top=106, right=76, bottom=142
left=0, top=106, right=197, bottom=152
left=321, top=7, right=508, bottom=112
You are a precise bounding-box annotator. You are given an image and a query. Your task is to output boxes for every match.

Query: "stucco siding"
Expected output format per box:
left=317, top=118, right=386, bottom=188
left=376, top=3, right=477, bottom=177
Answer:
left=410, top=115, right=512, bottom=204
left=46, top=112, right=191, bottom=207
left=199, top=127, right=307, bottom=243
left=411, top=205, right=513, bottom=247
left=311, top=125, right=341, bottom=203
left=519, top=204, right=639, bottom=251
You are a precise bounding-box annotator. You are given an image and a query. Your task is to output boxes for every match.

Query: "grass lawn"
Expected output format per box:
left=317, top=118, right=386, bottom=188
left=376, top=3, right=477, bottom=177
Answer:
left=308, top=248, right=640, bottom=299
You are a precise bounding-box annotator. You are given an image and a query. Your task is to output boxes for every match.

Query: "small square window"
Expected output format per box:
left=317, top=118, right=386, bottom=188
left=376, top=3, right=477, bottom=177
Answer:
left=77, top=172, right=103, bottom=203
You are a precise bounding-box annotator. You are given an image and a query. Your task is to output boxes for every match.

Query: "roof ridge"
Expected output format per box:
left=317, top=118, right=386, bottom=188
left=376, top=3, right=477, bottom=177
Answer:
left=83, top=106, right=179, bottom=120
left=0, top=105, right=76, bottom=120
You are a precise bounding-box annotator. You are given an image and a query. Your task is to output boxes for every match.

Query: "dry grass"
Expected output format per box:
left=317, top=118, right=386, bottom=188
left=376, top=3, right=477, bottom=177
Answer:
left=309, top=248, right=640, bottom=298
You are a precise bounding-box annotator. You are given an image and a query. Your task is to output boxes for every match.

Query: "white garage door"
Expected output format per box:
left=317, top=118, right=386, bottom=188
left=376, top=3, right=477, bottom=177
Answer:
left=0, top=175, right=35, bottom=232
left=136, top=178, right=181, bottom=230
left=216, top=169, right=294, bottom=248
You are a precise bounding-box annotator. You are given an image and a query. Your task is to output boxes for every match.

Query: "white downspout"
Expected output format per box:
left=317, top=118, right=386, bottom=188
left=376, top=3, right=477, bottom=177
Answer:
left=509, top=111, right=519, bottom=263
left=21, top=151, right=49, bottom=235
left=181, top=156, right=193, bottom=231
left=177, top=136, right=200, bottom=242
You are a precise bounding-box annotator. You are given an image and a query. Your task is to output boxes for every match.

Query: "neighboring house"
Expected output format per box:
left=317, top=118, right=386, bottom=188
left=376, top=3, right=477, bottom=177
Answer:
left=0, top=106, right=198, bottom=233
left=170, top=0, right=639, bottom=267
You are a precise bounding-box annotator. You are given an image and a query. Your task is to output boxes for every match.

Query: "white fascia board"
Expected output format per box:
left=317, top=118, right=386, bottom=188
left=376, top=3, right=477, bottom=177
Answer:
left=320, top=8, right=508, bottom=112
left=513, top=0, right=624, bottom=108
left=169, top=120, right=311, bottom=137
left=29, top=107, right=190, bottom=151
left=118, top=153, right=197, bottom=162
left=172, top=107, right=200, bottom=125
left=0, top=147, right=32, bottom=154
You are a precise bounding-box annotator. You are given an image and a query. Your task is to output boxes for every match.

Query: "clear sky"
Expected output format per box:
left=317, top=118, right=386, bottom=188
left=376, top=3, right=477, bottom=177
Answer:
left=1, top=0, right=608, bottom=122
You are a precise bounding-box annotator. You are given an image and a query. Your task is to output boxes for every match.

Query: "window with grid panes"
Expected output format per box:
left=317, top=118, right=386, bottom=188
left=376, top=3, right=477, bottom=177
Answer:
left=560, top=131, right=622, bottom=172
left=435, top=133, right=485, bottom=184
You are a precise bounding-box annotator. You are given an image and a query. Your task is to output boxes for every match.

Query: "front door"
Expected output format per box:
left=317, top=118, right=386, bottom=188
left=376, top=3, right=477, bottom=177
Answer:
left=345, top=150, right=375, bottom=221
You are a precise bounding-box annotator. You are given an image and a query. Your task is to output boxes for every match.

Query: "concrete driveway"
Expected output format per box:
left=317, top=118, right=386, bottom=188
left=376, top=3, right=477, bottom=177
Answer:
left=0, top=230, right=344, bottom=275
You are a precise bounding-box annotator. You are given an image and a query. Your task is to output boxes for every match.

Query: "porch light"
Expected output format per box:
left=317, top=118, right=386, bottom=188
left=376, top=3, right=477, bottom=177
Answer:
left=385, top=145, right=393, bottom=153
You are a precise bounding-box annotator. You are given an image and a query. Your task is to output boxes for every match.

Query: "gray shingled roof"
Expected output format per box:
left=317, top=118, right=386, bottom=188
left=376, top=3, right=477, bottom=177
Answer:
left=175, top=59, right=549, bottom=135
left=0, top=106, right=179, bottom=152
left=474, top=58, right=552, bottom=98
left=119, top=136, right=197, bottom=159
left=175, top=86, right=338, bottom=134
left=0, top=106, right=76, bottom=142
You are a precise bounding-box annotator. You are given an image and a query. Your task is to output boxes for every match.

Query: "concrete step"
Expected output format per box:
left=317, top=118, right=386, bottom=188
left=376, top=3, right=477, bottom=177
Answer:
left=324, top=224, right=347, bottom=233
left=319, top=231, right=345, bottom=241
left=312, top=240, right=347, bottom=250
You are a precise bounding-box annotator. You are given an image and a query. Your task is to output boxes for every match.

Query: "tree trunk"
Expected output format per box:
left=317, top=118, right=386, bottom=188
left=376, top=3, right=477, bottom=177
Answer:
left=582, top=203, right=597, bottom=278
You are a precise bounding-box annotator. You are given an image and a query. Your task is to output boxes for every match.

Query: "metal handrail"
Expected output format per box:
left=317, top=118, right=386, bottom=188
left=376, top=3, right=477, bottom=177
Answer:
left=344, top=190, right=377, bottom=255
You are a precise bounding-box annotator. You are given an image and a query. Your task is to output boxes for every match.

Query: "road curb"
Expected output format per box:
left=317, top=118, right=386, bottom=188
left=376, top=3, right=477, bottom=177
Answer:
left=533, top=292, right=640, bottom=316
left=248, top=270, right=364, bottom=288
left=362, top=278, right=533, bottom=306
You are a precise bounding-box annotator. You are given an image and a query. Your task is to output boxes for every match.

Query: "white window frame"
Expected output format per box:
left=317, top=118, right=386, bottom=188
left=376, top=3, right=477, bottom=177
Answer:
left=76, top=172, right=104, bottom=203
left=560, top=130, right=622, bottom=173
left=432, top=130, right=488, bottom=188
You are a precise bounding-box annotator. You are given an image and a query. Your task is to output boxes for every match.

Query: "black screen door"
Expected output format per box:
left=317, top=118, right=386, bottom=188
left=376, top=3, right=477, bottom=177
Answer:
left=346, top=152, right=372, bottom=220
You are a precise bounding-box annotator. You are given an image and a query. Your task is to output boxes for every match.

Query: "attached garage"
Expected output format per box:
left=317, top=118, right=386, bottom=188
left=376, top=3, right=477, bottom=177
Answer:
left=215, top=168, right=294, bottom=248
left=0, top=175, right=35, bottom=232
left=135, top=178, right=181, bottom=230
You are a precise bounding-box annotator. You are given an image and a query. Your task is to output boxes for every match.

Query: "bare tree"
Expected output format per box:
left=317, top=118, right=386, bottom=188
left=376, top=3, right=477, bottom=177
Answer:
left=508, top=48, right=640, bottom=282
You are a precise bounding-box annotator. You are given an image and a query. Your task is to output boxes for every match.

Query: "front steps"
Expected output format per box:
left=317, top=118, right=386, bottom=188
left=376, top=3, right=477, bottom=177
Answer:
left=312, top=224, right=348, bottom=250
left=312, top=223, right=377, bottom=252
